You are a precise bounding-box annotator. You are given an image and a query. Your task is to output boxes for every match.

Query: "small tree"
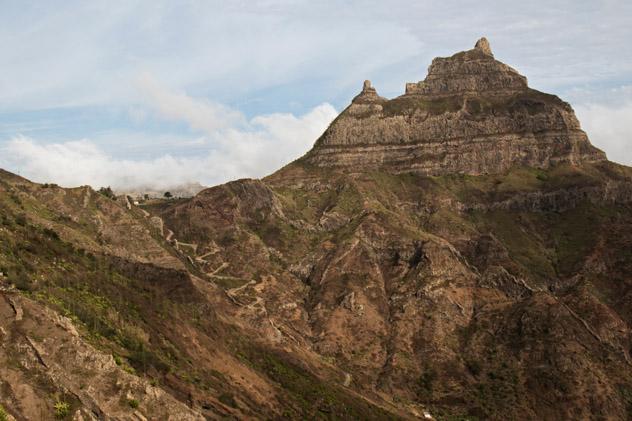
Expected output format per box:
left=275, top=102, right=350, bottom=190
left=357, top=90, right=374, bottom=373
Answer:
left=163, top=191, right=172, bottom=199
left=98, top=186, right=116, bottom=200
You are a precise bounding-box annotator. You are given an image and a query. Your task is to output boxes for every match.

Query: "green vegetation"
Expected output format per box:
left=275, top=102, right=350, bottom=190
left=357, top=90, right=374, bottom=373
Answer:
left=218, top=393, right=238, bottom=408
left=469, top=210, right=556, bottom=282
left=550, top=203, right=603, bottom=276
left=0, top=404, right=8, bottom=421
left=127, top=398, right=139, bottom=409
left=465, top=359, right=482, bottom=377
left=619, top=386, right=632, bottom=418
left=462, top=361, right=521, bottom=420
left=236, top=345, right=400, bottom=419
left=0, top=201, right=182, bottom=380
left=54, top=400, right=70, bottom=418
left=417, top=367, right=437, bottom=399
left=97, top=186, right=116, bottom=200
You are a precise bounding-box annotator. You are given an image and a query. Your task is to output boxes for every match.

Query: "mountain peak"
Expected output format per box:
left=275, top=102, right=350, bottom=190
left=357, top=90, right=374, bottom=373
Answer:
left=351, top=79, right=385, bottom=104
left=405, top=37, right=527, bottom=97
left=301, top=39, right=605, bottom=176
left=474, top=36, right=493, bottom=56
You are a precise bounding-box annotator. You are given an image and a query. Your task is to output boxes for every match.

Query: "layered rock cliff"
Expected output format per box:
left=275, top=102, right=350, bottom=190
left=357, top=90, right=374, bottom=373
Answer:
left=303, top=38, right=606, bottom=175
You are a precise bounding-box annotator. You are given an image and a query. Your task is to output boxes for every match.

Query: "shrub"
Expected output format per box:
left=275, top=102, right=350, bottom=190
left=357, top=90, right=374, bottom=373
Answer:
left=417, top=367, right=437, bottom=398
left=15, top=214, right=27, bottom=226
left=10, top=193, right=22, bottom=205
left=97, top=187, right=116, bottom=200
left=127, top=399, right=139, bottom=409
left=54, top=400, right=70, bottom=418
left=466, top=359, right=482, bottom=376
left=13, top=269, right=34, bottom=292
left=218, top=393, right=237, bottom=408
left=0, top=404, right=8, bottom=421
left=43, top=228, right=60, bottom=240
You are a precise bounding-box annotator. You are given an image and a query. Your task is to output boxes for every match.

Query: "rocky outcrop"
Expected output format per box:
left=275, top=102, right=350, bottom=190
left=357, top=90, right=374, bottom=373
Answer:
left=406, top=36, right=526, bottom=96
left=303, top=38, right=606, bottom=175
left=0, top=292, right=204, bottom=421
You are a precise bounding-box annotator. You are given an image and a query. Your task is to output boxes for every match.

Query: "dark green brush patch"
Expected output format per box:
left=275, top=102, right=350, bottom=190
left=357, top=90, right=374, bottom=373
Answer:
left=218, top=392, right=238, bottom=408
left=235, top=345, right=401, bottom=420
left=549, top=203, right=602, bottom=276
left=0, top=206, right=214, bottom=389
left=468, top=210, right=557, bottom=282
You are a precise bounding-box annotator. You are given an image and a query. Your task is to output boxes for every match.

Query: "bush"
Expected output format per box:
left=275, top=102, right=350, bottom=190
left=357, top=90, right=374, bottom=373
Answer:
left=43, top=228, right=60, bottom=240
left=13, top=269, right=34, bottom=292
left=97, top=187, right=116, bottom=200
left=0, top=404, right=8, bottom=421
left=466, top=359, right=482, bottom=376
left=54, top=400, right=70, bottom=418
left=10, top=193, right=22, bottom=206
left=417, top=367, right=437, bottom=398
left=15, top=214, right=27, bottom=226
left=127, top=399, right=139, bottom=409
left=218, top=393, right=237, bottom=408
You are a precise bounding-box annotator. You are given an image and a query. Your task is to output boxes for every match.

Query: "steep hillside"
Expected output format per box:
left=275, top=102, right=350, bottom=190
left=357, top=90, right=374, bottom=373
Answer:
left=2, top=38, right=632, bottom=420
left=161, top=159, right=632, bottom=420
left=0, top=172, right=404, bottom=420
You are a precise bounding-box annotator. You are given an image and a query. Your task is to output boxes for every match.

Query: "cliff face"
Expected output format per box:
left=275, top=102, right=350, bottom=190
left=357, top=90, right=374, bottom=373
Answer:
left=304, top=38, right=606, bottom=175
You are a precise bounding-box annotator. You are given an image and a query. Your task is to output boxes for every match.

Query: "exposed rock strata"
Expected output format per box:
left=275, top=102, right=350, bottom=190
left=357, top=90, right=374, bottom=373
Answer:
left=304, top=38, right=606, bottom=175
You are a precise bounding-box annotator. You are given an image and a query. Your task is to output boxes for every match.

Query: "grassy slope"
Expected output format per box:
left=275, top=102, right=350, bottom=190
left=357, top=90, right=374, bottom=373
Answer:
left=0, top=175, right=406, bottom=419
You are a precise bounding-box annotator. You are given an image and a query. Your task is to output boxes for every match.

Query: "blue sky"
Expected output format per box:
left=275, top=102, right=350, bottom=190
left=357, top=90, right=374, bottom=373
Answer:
left=1, top=0, right=631, bottom=190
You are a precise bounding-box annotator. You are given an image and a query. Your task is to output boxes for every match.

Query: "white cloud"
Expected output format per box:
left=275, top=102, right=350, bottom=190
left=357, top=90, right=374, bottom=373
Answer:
left=136, top=73, right=245, bottom=133
left=576, top=101, right=632, bottom=166
left=1, top=101, right=337, bottom=190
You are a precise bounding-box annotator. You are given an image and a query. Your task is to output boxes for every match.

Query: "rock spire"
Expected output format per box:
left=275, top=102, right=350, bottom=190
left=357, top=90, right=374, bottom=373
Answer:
left=474, top=37, right=493, bottom=56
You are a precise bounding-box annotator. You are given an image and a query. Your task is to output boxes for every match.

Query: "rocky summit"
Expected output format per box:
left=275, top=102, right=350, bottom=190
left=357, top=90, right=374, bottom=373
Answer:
left=304, top=38, right=606, bottom=176
left=2, top=39, right=632, bottom=420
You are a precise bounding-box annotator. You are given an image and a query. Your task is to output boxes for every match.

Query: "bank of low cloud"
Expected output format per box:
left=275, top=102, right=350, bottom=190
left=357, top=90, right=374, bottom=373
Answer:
left=1, top=102, right=337, bottom=190
left=575, top=99, right=632, bottom=166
